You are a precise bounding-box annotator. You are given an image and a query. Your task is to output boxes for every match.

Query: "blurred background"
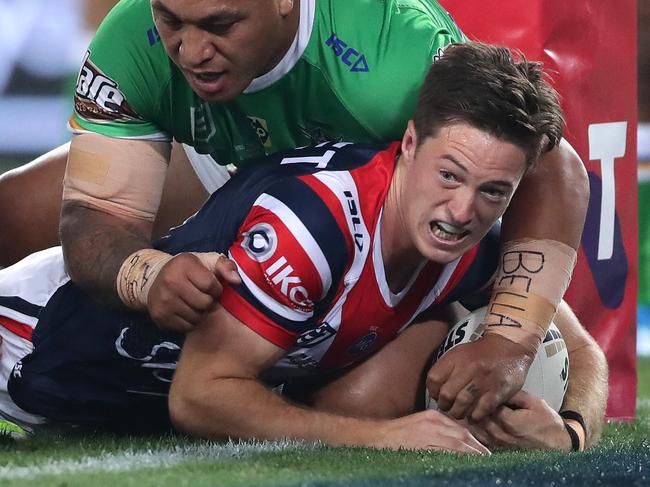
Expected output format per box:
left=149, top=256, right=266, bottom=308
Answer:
left=0, top=0, right=648, bottom=355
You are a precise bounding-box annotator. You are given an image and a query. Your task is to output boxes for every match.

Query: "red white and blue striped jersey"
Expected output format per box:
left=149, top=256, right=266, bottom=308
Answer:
left=3, top=142, right=499, bottom=427
left=160, top=141, right=500, bottom=378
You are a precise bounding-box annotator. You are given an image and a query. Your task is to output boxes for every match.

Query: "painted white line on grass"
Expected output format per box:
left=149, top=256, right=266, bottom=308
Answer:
left=0, top=439, right=314, bottom=480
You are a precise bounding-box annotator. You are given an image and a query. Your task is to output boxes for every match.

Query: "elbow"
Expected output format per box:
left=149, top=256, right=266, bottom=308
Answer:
left=168, top=383, right=201, bottom=436
left=168, top=380, right=228, bottom=439
left=554, top=139, right=590, bottom=218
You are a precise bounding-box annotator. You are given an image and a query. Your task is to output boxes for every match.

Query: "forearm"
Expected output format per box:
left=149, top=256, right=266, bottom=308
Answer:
left=561, top=341, right=608, bottom=448
left=554, top=301, right=609, bottom=449
left=501, top=139, right=588, bottom=248
left=169, top=375, right=380, bottom=446
left=481, top=141, right=588, bottom=361
left=60, top=199, right=152, bottom=305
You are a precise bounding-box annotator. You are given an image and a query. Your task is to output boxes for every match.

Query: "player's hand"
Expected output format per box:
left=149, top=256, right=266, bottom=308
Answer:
left=371, top=410, right=491, bottom=454
left=147, top=252, right=240, bottom=333
left=465, top=391, right=571, bottom=451
left=427, top=333, right=534, bottom=421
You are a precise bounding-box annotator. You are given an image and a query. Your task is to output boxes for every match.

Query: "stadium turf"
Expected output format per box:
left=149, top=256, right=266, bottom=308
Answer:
left=1, top=357, right=648, bottom=486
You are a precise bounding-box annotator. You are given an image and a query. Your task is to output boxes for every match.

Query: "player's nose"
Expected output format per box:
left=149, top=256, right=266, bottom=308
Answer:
left=178, top=27, right=216, bottom=67
left=447, top=190, right=475, bottom=226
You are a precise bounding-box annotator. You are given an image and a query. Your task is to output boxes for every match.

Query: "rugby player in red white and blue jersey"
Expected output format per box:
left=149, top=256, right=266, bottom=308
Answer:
left=0, top=43, right=605, bottom=452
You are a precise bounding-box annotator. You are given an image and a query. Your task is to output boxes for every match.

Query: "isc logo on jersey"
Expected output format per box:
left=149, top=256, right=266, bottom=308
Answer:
left=241, top=223, right=313, bottom=310
left=75, top=50, right=141, bottom=123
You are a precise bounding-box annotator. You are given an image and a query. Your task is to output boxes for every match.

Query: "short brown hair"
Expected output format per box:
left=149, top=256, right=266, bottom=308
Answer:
left=412, top=42, right=564, bottom=167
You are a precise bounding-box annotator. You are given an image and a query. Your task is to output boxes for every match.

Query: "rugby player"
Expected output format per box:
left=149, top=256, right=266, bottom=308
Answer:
left=0, top=0, right=590, bottom=422
left=0, top=43, right=606, bottom=452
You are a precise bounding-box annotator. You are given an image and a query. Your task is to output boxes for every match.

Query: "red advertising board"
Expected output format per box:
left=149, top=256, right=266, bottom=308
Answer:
left=439, top=0, right=638, bottom=419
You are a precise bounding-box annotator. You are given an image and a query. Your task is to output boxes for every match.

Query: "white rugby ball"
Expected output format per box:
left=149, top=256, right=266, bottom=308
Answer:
left=427, top=305, right=569, bottom=411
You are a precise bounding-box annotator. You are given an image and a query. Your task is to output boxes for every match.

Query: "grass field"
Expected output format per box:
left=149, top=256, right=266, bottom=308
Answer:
left=1, top=358, right=648, bottom=487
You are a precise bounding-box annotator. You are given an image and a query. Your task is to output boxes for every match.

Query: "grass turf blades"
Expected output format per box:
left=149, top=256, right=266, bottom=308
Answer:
left=0, top=359, right=648, bottom=486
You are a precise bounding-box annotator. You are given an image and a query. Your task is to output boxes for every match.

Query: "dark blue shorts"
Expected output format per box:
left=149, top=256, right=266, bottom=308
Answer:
left=8, top=282, right=183, bottom=431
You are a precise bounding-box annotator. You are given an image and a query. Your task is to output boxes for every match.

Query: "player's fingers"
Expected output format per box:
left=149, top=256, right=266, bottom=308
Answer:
left=178, top=278, right=221, bottom=312
left=430, top=437, right=490, bottom=455
left=446, top=381, right=482, bottom=419
left=464, top=421, right=491, bottom=448
left=425, top=412, right=491, bottom=454
left=470, top=387, right=509, bottom=422
left=504, top=390, right=533, bottom=410
left=426, top=359, right=454, bottom=403
left=214, top=257, right=241, bottom=285
left=192, top=252, right=241, bottom=285
left=158, top=314, right=196, bottom=334
left=185, top=262, right=224, bottom=298
left=435, top=371, right=473, bottom=415
left=173, top=299, right=207, bottom=325
left=481, top=417, right=517, bottom=448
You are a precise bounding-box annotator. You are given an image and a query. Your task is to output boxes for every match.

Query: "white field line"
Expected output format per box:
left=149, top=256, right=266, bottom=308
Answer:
left=0, top=439, right=315, bottom=480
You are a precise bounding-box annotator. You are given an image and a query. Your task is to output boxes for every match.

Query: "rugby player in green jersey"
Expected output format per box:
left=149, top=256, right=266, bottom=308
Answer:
left=0, top=0, right=589, bottom=423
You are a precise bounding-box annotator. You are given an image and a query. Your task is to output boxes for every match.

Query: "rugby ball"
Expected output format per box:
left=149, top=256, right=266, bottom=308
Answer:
left=427, top=305, right=569, bottom=411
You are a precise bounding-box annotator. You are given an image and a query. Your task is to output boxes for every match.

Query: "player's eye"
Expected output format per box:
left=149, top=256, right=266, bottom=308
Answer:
left=159, top=14, right=182, bottom=30
left=439, top=169, right=458, bottom=183
left=205, top=21, right=236, bottom=35
left=481, top=187, right=507, bottom=201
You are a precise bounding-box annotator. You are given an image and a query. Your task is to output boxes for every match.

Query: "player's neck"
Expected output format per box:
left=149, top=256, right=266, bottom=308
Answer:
left=259, top=0, right=301, bottom=76
left=381, top=157, right=428, bottom=293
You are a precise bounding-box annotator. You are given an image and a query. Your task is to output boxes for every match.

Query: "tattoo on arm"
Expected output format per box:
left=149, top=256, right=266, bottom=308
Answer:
left=60, top=200, right=152, bottom=306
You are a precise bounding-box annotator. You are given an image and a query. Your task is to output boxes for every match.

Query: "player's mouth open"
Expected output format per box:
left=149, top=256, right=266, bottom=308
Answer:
left=430, top=221, right=468, bottom=241
left=188, top=70, right=226, bottom=91
left=193, top=71, right=223, bottom=82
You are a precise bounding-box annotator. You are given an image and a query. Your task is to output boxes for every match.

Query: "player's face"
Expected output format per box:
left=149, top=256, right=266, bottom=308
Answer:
left=151, top=0, right=297, bottom=102
left=399, top=121, right=528, bottom=264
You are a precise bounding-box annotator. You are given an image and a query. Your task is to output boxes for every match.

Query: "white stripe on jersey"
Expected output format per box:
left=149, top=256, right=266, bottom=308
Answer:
left=254, top=193, right=332, bottom=299
left=0, top=247, right=70, bottom=309
left=284, top=171, right=370, bottom=364
left=0, top=247, right=67, bottom=429
left=371, top=213, right=428, bottom=308
left=312, top=171, right=370, bottom=283
left=231, top=252, right=314, bottom=322
left=396, top=257, right=462, bottom=335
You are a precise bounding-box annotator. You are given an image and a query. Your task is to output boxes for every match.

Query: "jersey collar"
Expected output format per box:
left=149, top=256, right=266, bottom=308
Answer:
left=243, top=0, right=315, bottom=94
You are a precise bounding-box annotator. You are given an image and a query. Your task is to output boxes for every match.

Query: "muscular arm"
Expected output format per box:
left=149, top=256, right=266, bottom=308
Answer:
left=555, top=301, right=608, bottom=447
left=503, top=139, right=588, bottom=248
left=469, top=301, right=608, bottom=451
left=60, top=200, right=152, bottom=304
left=169, top=304, right=488, bottom=453
left=60, top=133, right=169, bottom=304
left=429, top=140, right=590, bottom=420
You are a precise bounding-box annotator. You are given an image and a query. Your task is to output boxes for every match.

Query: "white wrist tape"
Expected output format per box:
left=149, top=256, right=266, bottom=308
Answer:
left=116, top=250, right=227, bottom=310
left=116, top=249, right=173, bottom=310
left=483, top=239, right=577, bottom=354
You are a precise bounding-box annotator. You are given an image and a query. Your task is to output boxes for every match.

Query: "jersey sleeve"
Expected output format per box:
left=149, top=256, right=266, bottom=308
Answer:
left=220, top=188, right=348, bottom=349
left=70, top=0, right=172, bottom=141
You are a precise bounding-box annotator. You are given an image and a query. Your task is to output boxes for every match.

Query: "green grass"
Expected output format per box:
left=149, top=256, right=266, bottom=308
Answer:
left=1, top=358, right=649, bottom=486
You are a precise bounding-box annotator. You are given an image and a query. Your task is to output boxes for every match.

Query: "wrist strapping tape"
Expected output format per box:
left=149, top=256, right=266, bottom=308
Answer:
left=116, top=250, right=227, bottom=310
left=483, top=239, right=577, bottom=354
left=117, top=249, right=174, bottom=310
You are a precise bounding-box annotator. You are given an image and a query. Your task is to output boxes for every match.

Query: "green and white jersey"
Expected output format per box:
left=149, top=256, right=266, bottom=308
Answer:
left=71, top=0, right=464, bottom=170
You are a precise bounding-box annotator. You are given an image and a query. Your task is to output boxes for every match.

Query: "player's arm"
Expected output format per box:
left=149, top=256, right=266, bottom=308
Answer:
left=168, top=303, right=489, bottom=454
left=468, top=301, right=607, bottom=451
left=429, top=139, right=589, bottom=421
left=60, top=133, right=238, bottom=332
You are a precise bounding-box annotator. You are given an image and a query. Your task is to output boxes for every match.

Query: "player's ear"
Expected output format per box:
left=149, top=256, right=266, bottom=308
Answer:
left=277, top=0, right=295, bottom=17
left=401, top=120, right=418, bottom=164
